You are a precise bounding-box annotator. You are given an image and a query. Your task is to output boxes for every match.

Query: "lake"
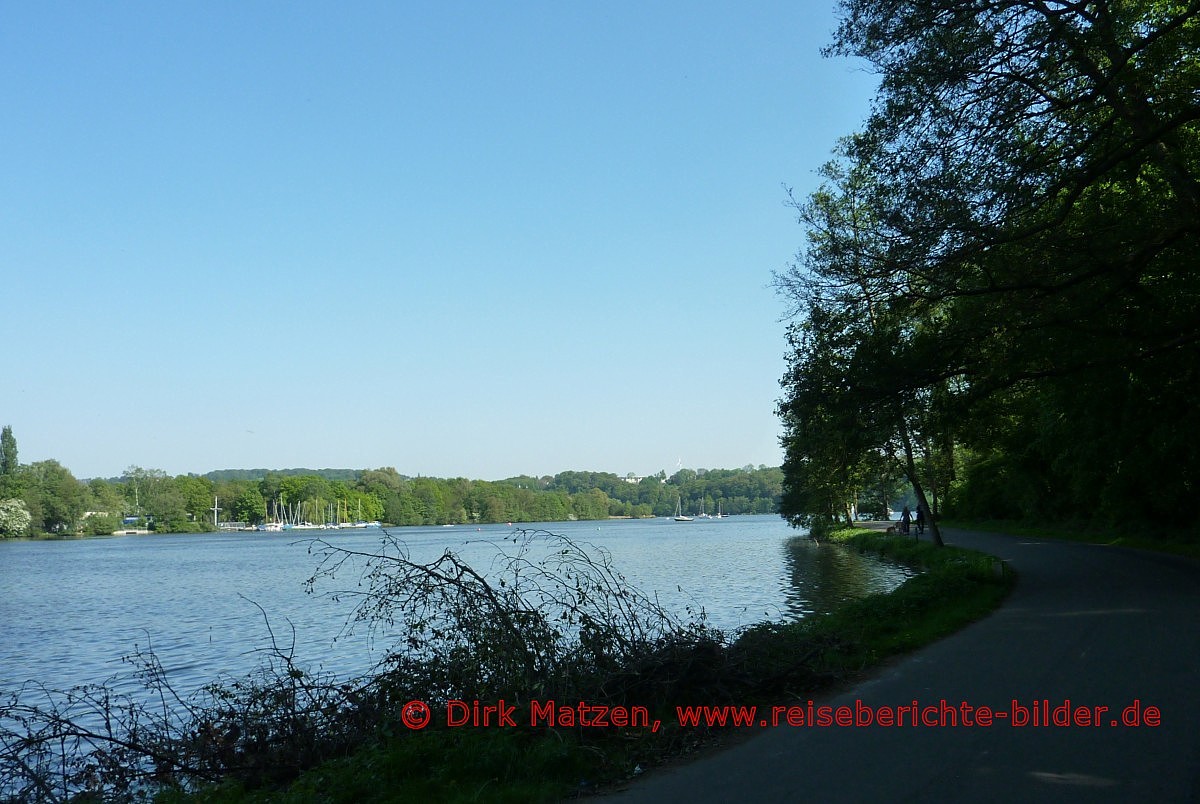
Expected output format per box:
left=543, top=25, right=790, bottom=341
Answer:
left=0, top=516, right=912, bottom=700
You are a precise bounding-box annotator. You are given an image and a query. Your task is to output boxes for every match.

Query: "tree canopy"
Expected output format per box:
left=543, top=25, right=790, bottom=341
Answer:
left=0, top=428, right=783, bottom=537
left=778, top=0, right=1200, bottom=537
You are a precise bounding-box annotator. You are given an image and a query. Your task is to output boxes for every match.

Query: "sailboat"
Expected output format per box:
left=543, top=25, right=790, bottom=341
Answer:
left=673, top=496, right=694, bottom=522
left=257, top=499, right=284, bottom=532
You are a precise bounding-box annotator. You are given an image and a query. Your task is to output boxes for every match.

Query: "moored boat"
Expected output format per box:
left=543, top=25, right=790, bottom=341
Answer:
left=673, top=496, right=693, bottom=522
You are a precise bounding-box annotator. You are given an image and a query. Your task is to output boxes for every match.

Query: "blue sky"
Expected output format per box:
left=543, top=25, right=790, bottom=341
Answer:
left=2, top=2, right=876, bottom=481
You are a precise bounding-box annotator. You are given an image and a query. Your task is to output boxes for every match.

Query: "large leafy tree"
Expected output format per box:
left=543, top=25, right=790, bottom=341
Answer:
left=779, top=0, right=1200, bottom=533
left=174, top=474, right=216, bottom=526
left=121, top=466, right=188, bottom=529
left=778, top=158, right=954, bottom=544
left=26, top=460, right=86, bottom=533
left=231, top=486, right=267, bottom=524
left=832, top=0, right=1198, bottom=385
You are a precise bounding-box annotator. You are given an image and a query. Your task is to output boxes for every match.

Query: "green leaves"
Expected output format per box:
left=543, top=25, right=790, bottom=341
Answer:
left=778, top=0, right=1200, bottom=531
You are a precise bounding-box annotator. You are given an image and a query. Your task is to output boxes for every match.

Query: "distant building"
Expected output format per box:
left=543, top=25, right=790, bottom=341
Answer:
left=621, top=474, right=667, bottom=484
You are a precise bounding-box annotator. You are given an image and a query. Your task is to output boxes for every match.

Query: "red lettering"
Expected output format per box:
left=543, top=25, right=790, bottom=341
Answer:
left=667, top=698, right=1146, bottom=730
left=447, top=700, right=470, bottom=727
left=595, top=704, right=610, bottom=727
left=530, top=700, right=554, bottom=726
left=1122, top=700, right=1141, bottom=726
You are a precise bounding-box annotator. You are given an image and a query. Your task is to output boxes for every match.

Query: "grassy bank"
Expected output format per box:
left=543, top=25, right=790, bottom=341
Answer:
left=808, top=529, right=1014, bottom=666
left=155, top=529, right=1014, bottom=804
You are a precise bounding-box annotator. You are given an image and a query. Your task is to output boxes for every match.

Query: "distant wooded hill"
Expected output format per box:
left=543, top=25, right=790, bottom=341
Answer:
left=0, top=437, right=783, bottom=537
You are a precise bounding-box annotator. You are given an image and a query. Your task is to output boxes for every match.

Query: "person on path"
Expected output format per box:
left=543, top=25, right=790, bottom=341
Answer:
left=900, top=506, right=911, bottom=535
left=914, top=504, right=925, bottom=536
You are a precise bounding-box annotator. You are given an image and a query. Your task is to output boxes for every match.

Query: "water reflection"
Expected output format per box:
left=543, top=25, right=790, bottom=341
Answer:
left=778, top=536, right=915, bottom=619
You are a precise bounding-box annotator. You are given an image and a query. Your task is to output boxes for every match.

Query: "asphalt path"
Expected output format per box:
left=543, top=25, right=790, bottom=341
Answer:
left=605, top=527, right=1200, bottom=802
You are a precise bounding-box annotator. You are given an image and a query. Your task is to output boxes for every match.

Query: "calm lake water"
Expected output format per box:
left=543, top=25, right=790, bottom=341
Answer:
left=0, top=516, right=911, bottom=700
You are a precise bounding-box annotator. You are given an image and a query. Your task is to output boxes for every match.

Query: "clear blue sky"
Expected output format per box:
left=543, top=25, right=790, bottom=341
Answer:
left=2, top=1, right=875, bottom=481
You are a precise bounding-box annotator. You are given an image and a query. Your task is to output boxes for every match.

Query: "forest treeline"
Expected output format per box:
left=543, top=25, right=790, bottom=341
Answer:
left=776, top=0, right=1199, bottom=542
left=0, top=428, right=781, bottom=537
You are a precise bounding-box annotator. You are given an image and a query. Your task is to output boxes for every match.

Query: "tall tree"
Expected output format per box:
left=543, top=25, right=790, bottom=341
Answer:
left=0, top=425, right=16, bottom=477
left=817, top=0, right=1200, bottom=391
left=778, top=0, right=1200, bottom=533
left=778, top=159, right=952, bottom=543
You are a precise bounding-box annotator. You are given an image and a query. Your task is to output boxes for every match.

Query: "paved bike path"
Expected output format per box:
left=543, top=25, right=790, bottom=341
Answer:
left=606, top=528, right=1200, bottom=802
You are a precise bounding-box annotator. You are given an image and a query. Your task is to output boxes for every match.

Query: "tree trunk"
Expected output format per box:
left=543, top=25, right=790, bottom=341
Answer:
left=900, top=422, right=943, bottom=547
